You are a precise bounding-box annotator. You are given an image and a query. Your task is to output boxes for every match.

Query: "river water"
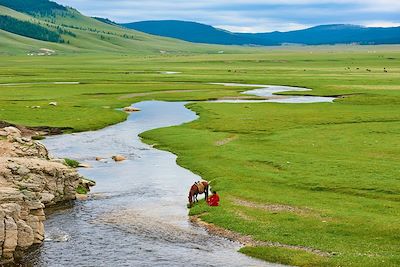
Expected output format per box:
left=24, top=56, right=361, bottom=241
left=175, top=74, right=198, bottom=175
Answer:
left=20, top=101, right=277, bottom=267
left=210, top=83, right=336, bottom=103
left=20, top=84, right=333, bottom=266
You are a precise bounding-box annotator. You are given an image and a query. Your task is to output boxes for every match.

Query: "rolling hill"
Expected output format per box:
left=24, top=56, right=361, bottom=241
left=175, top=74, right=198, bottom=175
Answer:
left=122, top=20, right=278, bottom=46
left=122, top=20, right=400, bottom=46
left=0, top=1, right=247, bottom=55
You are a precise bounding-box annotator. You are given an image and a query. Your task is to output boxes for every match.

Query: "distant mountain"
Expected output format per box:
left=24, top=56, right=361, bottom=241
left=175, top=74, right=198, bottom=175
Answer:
left=122, top=21, right=400, bottom=46
left=248, top=24, right=400, bottom=45
left=121, top=20, right=278, bottom=46
left=0, top=1, right=245, bottom=55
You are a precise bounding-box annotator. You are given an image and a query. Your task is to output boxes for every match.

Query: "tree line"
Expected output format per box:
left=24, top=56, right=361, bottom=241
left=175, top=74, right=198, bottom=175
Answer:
left=0, top=15, right=64, bottom=43
left=0, top=0, right=66, bottom=16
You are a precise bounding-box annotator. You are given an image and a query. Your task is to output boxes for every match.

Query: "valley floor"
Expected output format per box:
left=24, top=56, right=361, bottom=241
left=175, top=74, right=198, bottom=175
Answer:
left=1, top=46, right=399, bottom=266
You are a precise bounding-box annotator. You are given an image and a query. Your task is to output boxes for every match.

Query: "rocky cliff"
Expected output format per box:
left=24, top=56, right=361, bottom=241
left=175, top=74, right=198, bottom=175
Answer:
left=0, top=126, right=86, bottom=263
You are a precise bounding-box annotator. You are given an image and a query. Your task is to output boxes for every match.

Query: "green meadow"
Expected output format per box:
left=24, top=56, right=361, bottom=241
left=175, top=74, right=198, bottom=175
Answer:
left=1, top=46, right=400, bottom=266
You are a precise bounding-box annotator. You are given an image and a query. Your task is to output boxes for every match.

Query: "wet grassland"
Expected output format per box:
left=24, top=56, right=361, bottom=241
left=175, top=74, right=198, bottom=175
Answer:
left=1, top=46, right=400, bottom=266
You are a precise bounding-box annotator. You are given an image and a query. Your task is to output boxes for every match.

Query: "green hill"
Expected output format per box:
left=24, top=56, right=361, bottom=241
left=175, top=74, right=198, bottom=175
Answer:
left=0, top=2, right=249, bottom=55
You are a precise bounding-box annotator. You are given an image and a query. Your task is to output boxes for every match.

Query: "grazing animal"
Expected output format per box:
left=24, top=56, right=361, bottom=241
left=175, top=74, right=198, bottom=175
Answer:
left=188, top=181, right=209, bottom=207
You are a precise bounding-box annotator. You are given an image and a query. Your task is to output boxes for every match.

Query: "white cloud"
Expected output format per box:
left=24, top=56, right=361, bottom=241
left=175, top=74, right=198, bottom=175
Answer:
left=365, top=21, right=400, bottom=27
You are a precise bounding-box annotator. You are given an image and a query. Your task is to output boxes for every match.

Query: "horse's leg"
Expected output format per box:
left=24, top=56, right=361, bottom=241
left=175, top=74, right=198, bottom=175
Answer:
left=188, top=194, right=192, bottom=207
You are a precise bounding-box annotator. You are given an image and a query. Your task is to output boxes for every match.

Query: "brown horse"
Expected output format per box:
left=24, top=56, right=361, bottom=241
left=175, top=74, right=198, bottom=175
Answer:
left=188, top=181, right=209, bottom=207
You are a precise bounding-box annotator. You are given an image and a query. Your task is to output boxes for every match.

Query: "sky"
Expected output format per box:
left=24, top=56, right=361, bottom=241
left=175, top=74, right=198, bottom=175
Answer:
left=56, top=0, right=400, bottom=32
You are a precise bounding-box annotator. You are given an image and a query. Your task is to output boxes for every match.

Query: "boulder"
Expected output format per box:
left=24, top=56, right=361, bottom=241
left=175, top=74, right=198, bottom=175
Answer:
left=112, top=155, right=126, bottom=162
left=3, top=127, right=21, bottom=138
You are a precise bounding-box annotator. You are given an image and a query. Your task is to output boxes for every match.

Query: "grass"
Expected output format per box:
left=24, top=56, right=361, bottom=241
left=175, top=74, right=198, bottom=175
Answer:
left=75, top=184, right=89, bottom=195
left=64, top=158, right=79, bottom=168
left=0, top=46, right=399, bottom=266
left=240, top=247, right=331, bottom=267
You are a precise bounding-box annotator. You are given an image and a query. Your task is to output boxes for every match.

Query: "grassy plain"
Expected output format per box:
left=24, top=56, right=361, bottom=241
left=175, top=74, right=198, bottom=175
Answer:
left=1, top=46, right=399, bottom=266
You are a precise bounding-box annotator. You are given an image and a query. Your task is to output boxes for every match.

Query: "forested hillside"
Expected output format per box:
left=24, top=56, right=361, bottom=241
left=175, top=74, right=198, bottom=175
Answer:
left=0, top=0, right=66, bottom=16
left=0, top=15, right=64, bottom=43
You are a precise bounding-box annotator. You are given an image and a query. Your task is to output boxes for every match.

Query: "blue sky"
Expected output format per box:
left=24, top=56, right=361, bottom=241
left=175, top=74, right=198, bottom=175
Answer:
left=56, top=0, right=400, bottom=32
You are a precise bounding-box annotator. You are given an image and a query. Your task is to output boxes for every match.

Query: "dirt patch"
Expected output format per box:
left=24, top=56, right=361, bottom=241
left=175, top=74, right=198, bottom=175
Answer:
left=231, top=198, right=333, bottom=222
left=190, top=215, right=332, bottom=257
left=232, top=198, right=309, bottom=215
left=118, top=89, right=201, bottom=99
left=215, top=135, right=238, bottom=146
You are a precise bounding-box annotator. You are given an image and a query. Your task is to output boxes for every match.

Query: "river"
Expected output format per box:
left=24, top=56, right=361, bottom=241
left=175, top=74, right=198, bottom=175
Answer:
left=20, top=84, right=334, bottom=266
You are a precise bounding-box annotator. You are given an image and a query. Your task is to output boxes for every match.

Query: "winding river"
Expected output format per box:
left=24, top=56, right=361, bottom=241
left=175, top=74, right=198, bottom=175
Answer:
left=210, top=83, right=336, bottom=103
left=20, top=84, right=334, bottom=266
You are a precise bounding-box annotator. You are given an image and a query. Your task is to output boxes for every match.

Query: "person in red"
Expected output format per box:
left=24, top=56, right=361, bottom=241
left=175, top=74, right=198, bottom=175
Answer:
left=207, top=190, right=220, bottom=206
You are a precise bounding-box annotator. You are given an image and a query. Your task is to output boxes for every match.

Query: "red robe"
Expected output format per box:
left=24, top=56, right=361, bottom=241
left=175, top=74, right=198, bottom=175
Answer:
left=207, top=194, right=220, bottom=206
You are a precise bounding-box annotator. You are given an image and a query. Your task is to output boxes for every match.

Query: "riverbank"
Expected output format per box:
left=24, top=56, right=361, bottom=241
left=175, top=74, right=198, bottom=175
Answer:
left=0, top=126, right=92, bottom=264
left=140, top=99, right=400, bottom=266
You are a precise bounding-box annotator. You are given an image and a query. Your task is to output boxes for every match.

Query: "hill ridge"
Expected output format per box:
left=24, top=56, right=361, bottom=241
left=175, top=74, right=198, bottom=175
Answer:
left=122, top=20, right=400, bottom=46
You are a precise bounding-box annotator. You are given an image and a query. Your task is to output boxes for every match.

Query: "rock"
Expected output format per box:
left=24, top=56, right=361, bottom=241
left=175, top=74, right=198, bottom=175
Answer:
left=29, top=209, right=45, bottom=221
left=123, top=106, right=141, bottom=112
left=26, top=215, right=44, bottom=244
left=0, top=210, right=5, bottom=255
left=3, top=216, right=18, bottom=260
left=16, top=165, right=30, bottom=176
left=6, top=128, right=23, bottom=142
left=0, top=126, right=94, bottom=263
left=78, top=163, right=92, bottom=168
left=76, top=194, right=88, bottom=201
left=49, top=102, right=58, bottom=106
left=3, top=127, right=21, bottom=138
left=81, top=178, right=96, bottom=187
left=16, top=220, right=34, bottom=249
left=39, top=192, right=55, bottom=204
left=95, top=157, right=103, bottom=161
left=112, top=155, right=126, bottom=162
left=1, top=204, right=21, bottom=221
left=50, top=158, right=66, bottom=164
left=0, top=129, right=7, bottom=137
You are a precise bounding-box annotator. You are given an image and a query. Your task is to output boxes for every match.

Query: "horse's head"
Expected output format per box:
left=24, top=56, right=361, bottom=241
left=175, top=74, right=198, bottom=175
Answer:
left=188, top=184, right=197, bottom=205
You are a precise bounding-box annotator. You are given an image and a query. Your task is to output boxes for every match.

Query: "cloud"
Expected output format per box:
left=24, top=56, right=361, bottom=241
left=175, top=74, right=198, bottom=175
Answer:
left=55, top=0, right=400, bottom=32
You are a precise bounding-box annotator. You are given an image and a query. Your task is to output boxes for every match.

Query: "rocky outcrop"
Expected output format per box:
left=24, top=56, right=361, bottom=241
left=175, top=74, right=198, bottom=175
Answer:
left=0, top=126, right=87, bottom=263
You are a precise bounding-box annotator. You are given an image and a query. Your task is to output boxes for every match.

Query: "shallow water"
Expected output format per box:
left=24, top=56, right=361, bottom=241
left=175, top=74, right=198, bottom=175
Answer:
left=210, top=83, right=336, bottom=103
left=21, top=101, right=277, bottom=267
